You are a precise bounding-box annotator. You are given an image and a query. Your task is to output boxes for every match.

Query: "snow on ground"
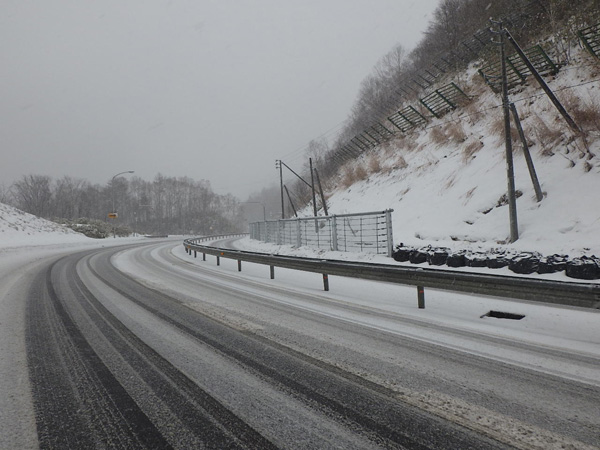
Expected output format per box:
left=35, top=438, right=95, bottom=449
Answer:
left=0, top=202, right=162, bottom=251
left=171, top=241, right=600, bottom=386
left=0, top=45, right=599, bottom=394
left=284, top=47, right=600, bottom=259
left=0, top=201, right=164, bottom=264
left=0, top=203, right=155, bottom=450
left=0, top=198, right=596, bottom=387
left=182, top=62, right=600, bottom=382
left=0, top=202, right=92, bottom=249
left=231, top=235, right=599, bottom=284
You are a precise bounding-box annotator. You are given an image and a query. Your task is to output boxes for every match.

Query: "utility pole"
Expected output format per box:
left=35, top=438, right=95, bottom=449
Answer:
left=492, top=19, right=519, bottom=243
left=276, top=160, right=284, bottom=219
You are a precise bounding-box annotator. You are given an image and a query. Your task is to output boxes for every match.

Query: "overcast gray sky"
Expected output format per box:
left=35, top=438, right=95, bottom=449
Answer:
left=1, top=0, right=439, bottom=198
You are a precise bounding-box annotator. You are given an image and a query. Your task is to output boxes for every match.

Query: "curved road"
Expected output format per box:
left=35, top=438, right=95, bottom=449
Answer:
left=3, top=239, right=599, bottom=449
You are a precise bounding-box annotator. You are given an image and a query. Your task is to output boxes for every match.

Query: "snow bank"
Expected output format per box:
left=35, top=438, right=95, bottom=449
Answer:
left=303, top=48, right=600, bottom=258
left=0, top=202, right=92, bottom=249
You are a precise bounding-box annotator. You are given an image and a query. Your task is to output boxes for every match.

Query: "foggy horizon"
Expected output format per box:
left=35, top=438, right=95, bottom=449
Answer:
left=1, top=1, right=439, bottom=199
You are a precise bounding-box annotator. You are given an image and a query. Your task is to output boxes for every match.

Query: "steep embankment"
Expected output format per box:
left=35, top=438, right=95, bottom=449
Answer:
left=325, top=46, right=600, bottom=259
left=0, top=202, right=90, bottom=249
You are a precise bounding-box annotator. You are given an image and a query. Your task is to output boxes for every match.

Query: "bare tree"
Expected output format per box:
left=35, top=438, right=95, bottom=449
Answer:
left=12, top=175, right=53, bottom=217
left=53, top=176, right=87, bottom=219
left=346, top=43, right=408, bottom=139
left=7, top=172, right=243, bottom=235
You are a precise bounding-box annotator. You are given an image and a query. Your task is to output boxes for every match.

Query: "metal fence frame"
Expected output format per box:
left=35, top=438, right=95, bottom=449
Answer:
left=249, top=209, right=394, bottom=257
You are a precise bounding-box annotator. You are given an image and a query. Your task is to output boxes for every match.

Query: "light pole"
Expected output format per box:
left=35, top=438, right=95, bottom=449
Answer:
left=241, top=201, right=266, bottom=221
left=110, top=170, right=134, bottom=237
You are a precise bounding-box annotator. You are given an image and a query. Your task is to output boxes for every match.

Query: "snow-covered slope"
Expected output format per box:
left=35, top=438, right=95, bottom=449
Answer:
left=0, top=202, right=90, bottom=249
left=323, top=48, right=600, bottom=258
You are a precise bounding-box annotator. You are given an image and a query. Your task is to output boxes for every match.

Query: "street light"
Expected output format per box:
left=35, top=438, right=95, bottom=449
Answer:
left=241, top=201, right=266, bottom=221
left=111, top=170, right=135, bottom=214
left=110, top=170, right=134, bottom=237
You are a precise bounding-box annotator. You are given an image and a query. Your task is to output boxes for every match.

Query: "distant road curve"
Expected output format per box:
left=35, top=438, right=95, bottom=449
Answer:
left=8, top=239, right=599, bottom=449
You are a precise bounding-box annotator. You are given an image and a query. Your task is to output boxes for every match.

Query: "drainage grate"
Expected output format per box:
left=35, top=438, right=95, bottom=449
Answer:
left=481, top=311, right=525, bottom=320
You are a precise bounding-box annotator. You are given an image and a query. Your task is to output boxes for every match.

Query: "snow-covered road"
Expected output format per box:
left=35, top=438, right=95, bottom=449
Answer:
left=1, top=237, right=599, bottom=449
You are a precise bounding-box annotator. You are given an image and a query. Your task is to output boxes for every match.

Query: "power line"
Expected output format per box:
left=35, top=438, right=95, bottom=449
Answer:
left=279, top=119, right=348, bottom=162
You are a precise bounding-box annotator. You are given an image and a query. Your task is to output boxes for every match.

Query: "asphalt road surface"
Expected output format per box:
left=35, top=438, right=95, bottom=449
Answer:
left=3, top=239, right=599, bottom=449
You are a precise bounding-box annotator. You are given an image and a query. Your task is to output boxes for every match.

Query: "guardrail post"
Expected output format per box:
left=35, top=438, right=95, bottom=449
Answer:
left=216, top=256, right=220, bottom=266
left=417, top=286, right=425, bottom=309
left=238, top=260, right=242, bottom=271
left=323, top=274, right=329, bottom=291
left=270, top=265, right=275, bottom=279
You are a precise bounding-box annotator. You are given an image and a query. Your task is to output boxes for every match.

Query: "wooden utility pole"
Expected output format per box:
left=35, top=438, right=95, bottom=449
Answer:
left=493, top=19, right=519, bottom=242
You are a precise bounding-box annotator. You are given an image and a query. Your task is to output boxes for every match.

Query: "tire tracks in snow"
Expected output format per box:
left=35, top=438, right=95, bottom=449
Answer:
left=89, top=246, right=509, bottom=450
left=26, top=250, right=277, bottom=449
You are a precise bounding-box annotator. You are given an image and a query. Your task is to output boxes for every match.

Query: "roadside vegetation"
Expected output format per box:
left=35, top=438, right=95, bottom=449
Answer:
left=255, top=0, right=599, bottom=216
left=3, top=173, right=244, bottom=236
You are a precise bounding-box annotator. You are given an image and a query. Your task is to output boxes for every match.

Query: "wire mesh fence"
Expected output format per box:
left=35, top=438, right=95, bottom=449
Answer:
left=249, top=210, right=394, bottom=256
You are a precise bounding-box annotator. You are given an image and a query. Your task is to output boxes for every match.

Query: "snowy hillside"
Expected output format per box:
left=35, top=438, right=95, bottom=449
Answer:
left=322, top=47, right=600, bottom=258
left=0, top=202, right=90, bottom=249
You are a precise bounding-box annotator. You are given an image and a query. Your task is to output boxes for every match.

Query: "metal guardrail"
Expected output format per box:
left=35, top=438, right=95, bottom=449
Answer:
left=184, top=233, right=249, bottom=244
left=183, top=236, right=600, bottom=310
left=249, top=210, right=394, bottom=257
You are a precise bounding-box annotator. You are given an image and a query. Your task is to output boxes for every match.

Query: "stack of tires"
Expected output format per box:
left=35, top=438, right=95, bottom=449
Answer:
left=392, top=245, right=600, bottom=280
